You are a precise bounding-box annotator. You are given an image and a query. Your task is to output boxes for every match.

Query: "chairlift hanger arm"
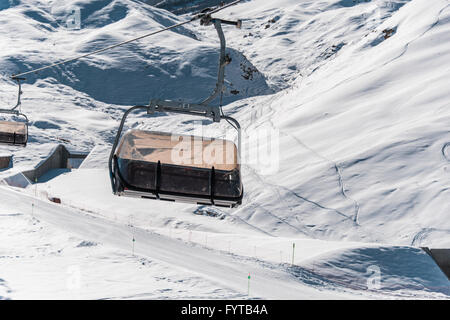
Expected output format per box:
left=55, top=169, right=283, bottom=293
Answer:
left=200, top=16, right=241, bottom=106
left=145, top=16, right=241, bottom=123
left=0, top=77, right=27, bottom=118
left=11, top=77, right=25, bottom=111
left=146, top=17, right=241, bottom=113
left=145, top=15, right=242, bottom=122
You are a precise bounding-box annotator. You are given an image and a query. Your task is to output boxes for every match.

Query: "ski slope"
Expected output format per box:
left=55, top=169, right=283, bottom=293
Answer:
left=1, top=185, right=448, bottom=299
left=0, top=0, right=449, bottom=299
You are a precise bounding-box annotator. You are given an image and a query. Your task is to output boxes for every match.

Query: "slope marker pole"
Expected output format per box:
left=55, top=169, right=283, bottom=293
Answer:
left=292, top=243, right=296, bottom=266
left=132, top=227, right=136, bottom=256
left=247, top=273, right=251, bottom=297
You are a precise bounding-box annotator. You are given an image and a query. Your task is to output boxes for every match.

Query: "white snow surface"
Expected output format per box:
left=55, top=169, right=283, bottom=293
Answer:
left=0, top=0, right=449, bottom=299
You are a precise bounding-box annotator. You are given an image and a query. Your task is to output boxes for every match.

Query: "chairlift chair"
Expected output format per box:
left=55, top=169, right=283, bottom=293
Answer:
left=109, top=15, right=244, bottom=207
left=0, top=77, right=29, bottom=146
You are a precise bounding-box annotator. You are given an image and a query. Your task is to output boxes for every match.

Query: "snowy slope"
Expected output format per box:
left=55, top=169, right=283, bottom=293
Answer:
left=219, top=0, right=450, bottom=246
left=2, top=0, right=271, bottom=105
left=0, top=0, right=449, bottom=299
left=0, top=205, right=243, bottom=300
left=1, top=185, right=448, bottom=299
left=144, top=0, right=239, bottom=15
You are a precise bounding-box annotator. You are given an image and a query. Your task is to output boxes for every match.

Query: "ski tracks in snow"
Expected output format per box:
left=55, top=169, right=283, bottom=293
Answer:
left=278, top=129, right=362, bottom=225
left=257, top=2, right=450, bottom=227
left=244, top=164, right=355, bottom=233
left=246, top=93, right=362, bottom=228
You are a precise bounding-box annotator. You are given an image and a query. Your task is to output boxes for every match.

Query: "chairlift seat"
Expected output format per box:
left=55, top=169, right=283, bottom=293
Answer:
left=0, top=120, right=28, bottom=146
left=113, top=130, right=243, bottom=207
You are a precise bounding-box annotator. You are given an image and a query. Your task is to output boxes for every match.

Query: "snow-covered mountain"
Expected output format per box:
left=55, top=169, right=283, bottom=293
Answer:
left=0, top=0, right=449, bottom=299
left=144, top=0, right=239, bottom=15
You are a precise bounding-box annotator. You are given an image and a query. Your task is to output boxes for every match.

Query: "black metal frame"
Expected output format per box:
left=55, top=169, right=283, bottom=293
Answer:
left=0, top=77, right=29, bottom=146
left=108, top=15, right=243, bottom=207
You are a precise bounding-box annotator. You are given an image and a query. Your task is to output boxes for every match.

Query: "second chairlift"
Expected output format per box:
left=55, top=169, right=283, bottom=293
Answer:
left=0, top=77, right=28, bottom=146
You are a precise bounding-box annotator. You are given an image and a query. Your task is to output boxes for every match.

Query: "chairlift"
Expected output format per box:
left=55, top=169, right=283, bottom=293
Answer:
left=109, top=15, right=244, bottom=207
left=0, top=77, right=28, bottom=146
